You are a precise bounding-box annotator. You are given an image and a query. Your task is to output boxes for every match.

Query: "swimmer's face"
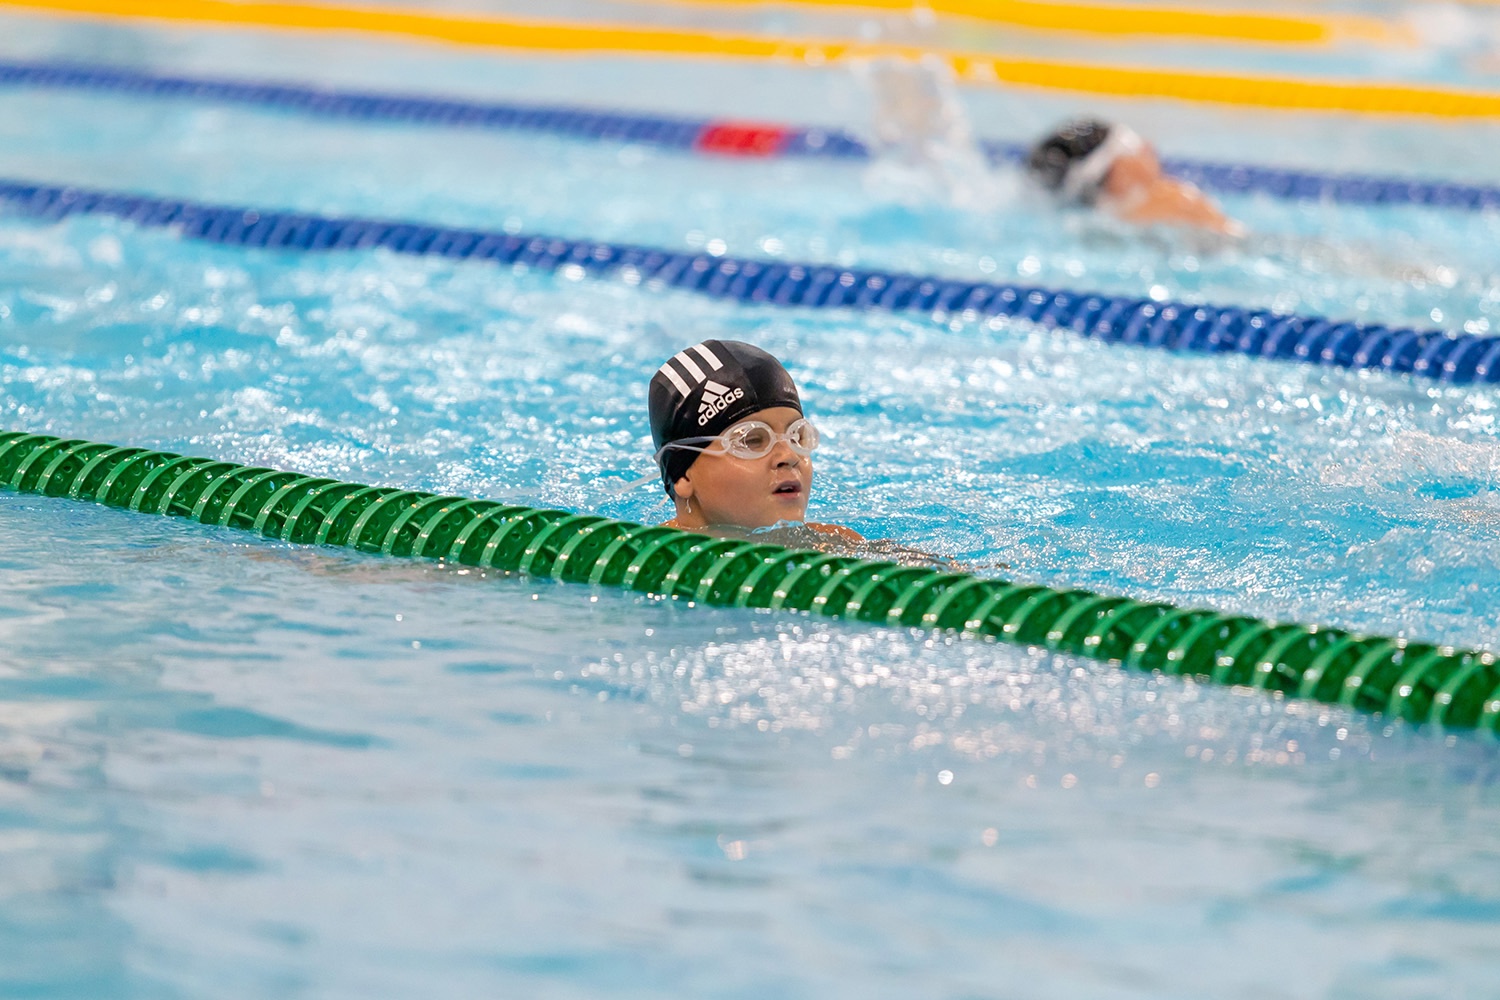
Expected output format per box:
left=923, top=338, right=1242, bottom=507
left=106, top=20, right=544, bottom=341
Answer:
left=672, top=406, right=811, bottom=529
left=1103, top=143, right=1163, bottom=199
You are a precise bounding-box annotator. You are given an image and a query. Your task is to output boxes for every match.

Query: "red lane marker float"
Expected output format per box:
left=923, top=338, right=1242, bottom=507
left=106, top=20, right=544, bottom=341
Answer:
left=694, top=121, right=790, bottom=157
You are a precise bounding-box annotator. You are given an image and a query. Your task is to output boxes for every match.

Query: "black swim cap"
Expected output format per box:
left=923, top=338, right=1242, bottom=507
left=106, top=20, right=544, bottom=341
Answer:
left=1026, top=118, right=1112, bottom=204
left=649, top=340, right=802, bottom=495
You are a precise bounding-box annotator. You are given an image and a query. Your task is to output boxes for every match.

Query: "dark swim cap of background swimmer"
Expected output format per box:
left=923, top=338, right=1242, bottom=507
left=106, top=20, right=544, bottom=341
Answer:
left=649, top=339, right=802, bottom=495
left=1027, top=118, right=1112, bottom=203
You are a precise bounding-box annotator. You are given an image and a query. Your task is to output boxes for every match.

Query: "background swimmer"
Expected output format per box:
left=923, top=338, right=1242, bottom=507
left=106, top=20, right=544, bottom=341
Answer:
left=1027, top=119, right=1245, bottom=237
left=1026, top=119, right=1465, bottom=288
left=858, top=58, right=1238, bottom=233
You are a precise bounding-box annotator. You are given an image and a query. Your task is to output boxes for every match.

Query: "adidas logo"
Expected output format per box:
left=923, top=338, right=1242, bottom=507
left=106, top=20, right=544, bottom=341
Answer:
left=697, top=380, right=744, bottom=426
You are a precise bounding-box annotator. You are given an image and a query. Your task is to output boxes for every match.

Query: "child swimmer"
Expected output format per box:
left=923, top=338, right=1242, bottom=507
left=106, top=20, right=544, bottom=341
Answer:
left=648, top=339, right=860, bottom=539
left=640, top=340, right=982, bottom=569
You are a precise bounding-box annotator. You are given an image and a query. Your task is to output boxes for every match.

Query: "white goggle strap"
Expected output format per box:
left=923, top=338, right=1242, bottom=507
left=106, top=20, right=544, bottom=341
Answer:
left=612, top=471, right=663, bottom=495
left=612, top=438, right=715, bottom=495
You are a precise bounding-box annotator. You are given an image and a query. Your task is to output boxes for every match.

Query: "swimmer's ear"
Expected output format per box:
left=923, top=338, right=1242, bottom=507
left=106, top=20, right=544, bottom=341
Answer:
left=673, top=475, right=694, bottom=502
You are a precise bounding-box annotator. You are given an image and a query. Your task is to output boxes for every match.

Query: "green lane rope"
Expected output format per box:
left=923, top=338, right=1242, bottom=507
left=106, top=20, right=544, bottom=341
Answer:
left=4, top=428, right=1496, bottom=731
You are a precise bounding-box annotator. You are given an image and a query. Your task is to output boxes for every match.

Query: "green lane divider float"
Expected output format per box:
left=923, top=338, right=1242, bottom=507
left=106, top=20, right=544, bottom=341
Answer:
left=4, top=429, right=1497, bottom=732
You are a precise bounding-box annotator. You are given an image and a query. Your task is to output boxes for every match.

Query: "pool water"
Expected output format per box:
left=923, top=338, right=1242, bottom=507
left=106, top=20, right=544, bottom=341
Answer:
left=2, top=7, right=1500, bottom=999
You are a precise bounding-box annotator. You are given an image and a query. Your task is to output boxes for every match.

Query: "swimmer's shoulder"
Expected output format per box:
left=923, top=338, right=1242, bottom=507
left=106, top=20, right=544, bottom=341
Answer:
left=807, top=521, right=863, bottom=542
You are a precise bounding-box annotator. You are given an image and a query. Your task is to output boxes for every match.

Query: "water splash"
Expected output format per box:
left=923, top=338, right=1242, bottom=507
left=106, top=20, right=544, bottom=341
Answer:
left=854, top=55, right=1012, bottom=212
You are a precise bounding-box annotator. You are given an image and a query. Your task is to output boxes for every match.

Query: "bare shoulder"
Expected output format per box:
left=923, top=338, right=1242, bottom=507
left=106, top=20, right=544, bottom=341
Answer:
left=807, top=521, right=863, bottom=541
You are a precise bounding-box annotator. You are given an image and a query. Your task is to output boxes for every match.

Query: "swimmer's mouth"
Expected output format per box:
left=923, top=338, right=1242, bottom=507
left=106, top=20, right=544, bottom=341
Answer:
left=772, top=481, right=802, bottom=496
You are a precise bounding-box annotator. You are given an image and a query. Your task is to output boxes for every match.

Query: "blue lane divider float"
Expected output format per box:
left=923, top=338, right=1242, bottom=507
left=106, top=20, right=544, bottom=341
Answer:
left=2, top=178, right=1498, bottom=384
left=1, top=59, right=1497, bottom=213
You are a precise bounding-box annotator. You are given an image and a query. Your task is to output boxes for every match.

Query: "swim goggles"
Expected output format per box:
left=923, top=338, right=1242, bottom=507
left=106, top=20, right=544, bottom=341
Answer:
left=616, top=418, right=821, bottom=494
left=655, top=418, right=820, bottom=463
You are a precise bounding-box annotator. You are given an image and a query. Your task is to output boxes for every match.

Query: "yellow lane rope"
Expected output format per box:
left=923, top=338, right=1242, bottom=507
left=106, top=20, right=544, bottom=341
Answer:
left=3, top=0, right=1498, bottom=118
left=621, top=0, right=1400, bottom=47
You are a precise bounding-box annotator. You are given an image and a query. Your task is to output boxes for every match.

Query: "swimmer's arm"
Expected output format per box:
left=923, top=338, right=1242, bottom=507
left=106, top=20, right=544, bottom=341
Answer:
left=808, top=525, right=967, bottom=570
left=1110, top=179, right=1244, bottom=238
left=657, top=518, right=860, bottom=539
left=808, top=521, right=863, bottom=541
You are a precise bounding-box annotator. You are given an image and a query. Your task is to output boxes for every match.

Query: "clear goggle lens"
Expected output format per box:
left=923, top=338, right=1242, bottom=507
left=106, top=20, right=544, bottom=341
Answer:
left=718, top=418, right=819, bottom=459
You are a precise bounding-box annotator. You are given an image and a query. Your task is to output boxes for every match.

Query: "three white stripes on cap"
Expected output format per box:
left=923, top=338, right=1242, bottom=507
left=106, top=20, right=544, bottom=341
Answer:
left=658, top=342, right=724, bottom=397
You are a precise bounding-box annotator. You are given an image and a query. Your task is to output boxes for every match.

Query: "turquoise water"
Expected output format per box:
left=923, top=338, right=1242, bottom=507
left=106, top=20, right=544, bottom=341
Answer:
left=2, top=9, right=1500, bottom=1000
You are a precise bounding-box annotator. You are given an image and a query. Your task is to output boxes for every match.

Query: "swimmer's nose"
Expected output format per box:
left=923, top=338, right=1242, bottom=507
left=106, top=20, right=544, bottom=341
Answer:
left=770, top=440, right=801, bottom=467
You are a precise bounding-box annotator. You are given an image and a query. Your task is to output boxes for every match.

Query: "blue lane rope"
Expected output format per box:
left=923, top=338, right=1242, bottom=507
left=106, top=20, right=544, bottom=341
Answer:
left=2, top=178, right=1497, bottom=384
left=1, top=59, right=1497, bottom=213
left=0, top=60, right=864, bottom=158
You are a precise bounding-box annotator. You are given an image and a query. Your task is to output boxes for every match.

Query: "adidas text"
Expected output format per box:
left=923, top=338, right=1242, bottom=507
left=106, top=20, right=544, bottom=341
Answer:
left=697, top=385, right=744, bottom=426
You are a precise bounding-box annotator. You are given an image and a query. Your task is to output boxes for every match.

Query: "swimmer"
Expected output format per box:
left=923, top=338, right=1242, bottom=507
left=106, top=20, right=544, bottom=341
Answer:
left=1027, top=119, right=1244, bottom=237
left=1028, top=120, right=1467, bottom=286
left=648, top=339, right=861, bottom=540
left=636, top=341, right=967, bottom=568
